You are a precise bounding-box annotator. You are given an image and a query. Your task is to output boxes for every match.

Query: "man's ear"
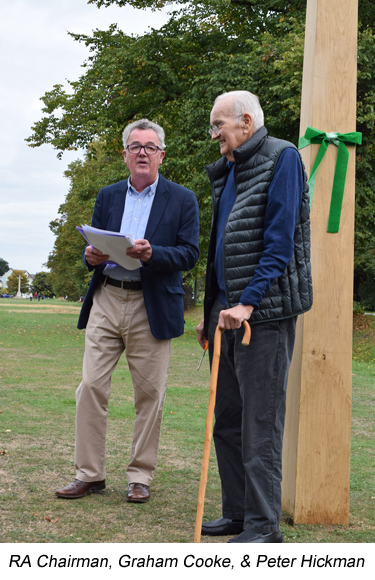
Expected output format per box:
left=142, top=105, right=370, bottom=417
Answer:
left=159, top=150, right=165, bottom=166
left=242, top=113, right=253, bottom=135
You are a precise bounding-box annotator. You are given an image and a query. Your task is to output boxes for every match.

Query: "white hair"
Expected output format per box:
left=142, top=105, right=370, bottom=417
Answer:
left=122, top=118, right=165, bottom=149
left=214, top=91, right=264, bottom=130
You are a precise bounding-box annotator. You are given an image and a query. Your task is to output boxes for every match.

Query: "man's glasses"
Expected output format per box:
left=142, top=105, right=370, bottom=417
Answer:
left=208, top=122, right=225, bottom=137
left=126, top=143, right=162, bottom=155
left=209, top=115, right=243, bottom=137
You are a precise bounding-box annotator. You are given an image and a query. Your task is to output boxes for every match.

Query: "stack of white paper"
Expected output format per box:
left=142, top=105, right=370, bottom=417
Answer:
left=76, top=225, right=141, bottom=270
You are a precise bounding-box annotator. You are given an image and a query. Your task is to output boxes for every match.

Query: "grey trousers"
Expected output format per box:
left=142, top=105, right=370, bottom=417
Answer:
left=208, top=300, right=297, bottom=534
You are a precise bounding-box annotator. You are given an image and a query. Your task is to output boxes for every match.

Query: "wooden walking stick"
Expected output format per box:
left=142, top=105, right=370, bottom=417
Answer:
left=194, top=319, right=251, bottom=543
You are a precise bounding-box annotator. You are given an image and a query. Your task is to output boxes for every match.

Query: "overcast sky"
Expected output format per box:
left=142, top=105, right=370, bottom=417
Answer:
left=0, top=0, right=170, bottom=274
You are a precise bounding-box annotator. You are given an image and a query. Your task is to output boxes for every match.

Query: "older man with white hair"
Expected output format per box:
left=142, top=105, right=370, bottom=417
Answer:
left=196, top=91, right=313, bottom=542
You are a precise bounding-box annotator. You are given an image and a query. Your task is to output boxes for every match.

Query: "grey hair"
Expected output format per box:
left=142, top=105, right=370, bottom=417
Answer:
left=122, top=118, right=165, bottom=150
left=214, top=91, right=264, bottom=130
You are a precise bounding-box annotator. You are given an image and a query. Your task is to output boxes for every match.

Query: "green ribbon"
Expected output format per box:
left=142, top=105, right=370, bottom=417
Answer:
left=298, top=127, right=362, bottom=233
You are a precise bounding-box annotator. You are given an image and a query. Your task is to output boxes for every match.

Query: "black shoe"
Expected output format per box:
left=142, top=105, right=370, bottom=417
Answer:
left=228, top=530, right=283, bottom=543
left=202, top=517, right=244, bottom=536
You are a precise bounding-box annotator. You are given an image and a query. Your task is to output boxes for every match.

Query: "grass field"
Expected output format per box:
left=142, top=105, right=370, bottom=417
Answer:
left=0, top=299, right=374, bottom=543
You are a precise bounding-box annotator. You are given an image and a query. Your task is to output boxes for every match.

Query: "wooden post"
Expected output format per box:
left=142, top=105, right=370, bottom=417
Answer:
left=282, top=0, right=358, bottom=524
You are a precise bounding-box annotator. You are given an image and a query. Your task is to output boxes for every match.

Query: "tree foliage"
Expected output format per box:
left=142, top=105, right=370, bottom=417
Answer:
left=27, top=0, right=375, bottom=305
left=31, top=272, right=55, bottom=298
left=0, top=258, right=10, bottom=276
left=354, top=19, right=375, bottom=307
left=6, top=270, right=29, bottom=295
left=46, top=142, right=126, bottom=300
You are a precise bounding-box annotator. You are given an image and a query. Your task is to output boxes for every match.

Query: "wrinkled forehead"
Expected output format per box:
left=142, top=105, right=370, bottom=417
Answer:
left=210, top=97, right=235, bottom=124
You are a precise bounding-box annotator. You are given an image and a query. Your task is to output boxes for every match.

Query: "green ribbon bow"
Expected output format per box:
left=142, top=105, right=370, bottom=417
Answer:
left=298, top=127, right=362, bottom=233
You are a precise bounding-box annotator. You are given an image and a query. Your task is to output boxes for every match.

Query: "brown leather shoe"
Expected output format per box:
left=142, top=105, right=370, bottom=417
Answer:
left=126, top=483, right=150, bottom=503
left=56, top=479, right=105, bottom=499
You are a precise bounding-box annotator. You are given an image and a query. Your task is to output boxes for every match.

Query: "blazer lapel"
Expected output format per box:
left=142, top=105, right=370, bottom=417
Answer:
left=110, top=180, right=128, bottom=232
left=144, top=176, right=170, bottom=240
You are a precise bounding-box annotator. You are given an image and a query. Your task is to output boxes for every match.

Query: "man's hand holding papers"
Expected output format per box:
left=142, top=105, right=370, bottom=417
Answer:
left=77, top=225, right=142, bottom=270
left=84, top=245, right=110, bottom=267
left=126, top=239, right=152, bottom=263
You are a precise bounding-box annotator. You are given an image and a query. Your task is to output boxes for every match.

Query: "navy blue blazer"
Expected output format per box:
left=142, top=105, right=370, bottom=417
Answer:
left=77, top=175, right=199, bottom=340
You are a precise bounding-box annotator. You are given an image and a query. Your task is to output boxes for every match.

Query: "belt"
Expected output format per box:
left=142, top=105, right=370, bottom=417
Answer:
left=102, top=276, right=142, bottom=290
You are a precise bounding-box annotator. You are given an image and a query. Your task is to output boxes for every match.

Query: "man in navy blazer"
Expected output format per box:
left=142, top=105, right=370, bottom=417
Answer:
left=56, top=119, right=199, bottom=503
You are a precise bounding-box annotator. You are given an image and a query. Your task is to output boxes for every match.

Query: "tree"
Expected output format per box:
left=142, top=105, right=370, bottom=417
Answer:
left=0, top=258, right=10, bottom=276
left=27, top=1, right=375, bottom=306
left=31, top=272, right=55, bottom=298
left=353, top=18, right=375, bottom=308
left=27, top=3, right=307, bottom=260
left=6, top=270, right=29, bottom=295
left=46, top=142, right=126, bottom=300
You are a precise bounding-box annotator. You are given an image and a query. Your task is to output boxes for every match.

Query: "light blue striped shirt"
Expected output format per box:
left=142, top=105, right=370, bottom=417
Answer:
left=103, top=176, right=159, bottom=281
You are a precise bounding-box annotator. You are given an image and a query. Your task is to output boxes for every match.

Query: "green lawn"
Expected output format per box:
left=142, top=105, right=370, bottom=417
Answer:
left=0, top=299, right=374, bottom=542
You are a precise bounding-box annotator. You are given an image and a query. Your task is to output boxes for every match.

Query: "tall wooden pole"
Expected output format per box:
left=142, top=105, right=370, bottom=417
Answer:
left=282, top=0, right=358, bottom=524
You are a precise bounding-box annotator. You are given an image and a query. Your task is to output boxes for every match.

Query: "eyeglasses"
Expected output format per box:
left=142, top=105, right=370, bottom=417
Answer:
left=209, top=115, right=243, bottom=137
left=126, top=143, right=162, bottom=155
left=208, top=122, right=225, bottom=137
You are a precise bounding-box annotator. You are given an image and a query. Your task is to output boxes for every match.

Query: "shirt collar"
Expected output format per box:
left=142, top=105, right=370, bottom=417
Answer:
left=127, top=175, right=159, bottom=197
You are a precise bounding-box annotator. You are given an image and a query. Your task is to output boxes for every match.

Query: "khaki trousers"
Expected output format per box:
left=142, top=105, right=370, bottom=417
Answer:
left=75, top=283, right=171, bottom=485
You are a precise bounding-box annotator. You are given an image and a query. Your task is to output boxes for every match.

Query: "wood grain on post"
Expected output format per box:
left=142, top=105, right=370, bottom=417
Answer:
left=282, top=0, right=358, bottom=524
